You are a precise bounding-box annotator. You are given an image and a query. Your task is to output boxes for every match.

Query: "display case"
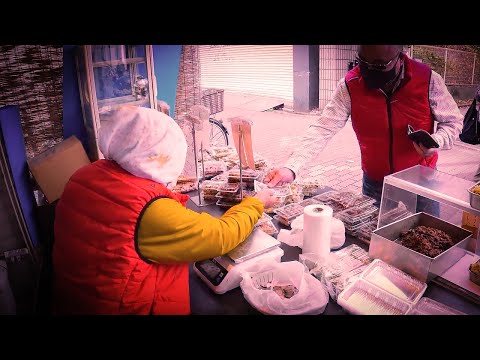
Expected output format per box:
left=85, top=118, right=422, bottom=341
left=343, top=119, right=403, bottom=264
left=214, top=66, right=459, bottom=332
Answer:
left=370, top=165, right=480, bottom=303
left=75, top=45, right=157, bottom=160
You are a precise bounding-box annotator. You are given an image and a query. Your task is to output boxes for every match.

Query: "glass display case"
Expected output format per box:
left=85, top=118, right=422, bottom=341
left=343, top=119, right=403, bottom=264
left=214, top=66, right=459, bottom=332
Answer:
left=372, top=165, right=480, bottom=303
left=76, top=45, right=157, bottom=160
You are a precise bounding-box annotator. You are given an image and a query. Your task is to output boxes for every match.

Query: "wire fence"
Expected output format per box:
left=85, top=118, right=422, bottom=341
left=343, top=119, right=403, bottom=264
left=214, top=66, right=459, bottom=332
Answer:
left=319, top=45, right=357, bottom=110
left=411, top=45, right=480, bottom=85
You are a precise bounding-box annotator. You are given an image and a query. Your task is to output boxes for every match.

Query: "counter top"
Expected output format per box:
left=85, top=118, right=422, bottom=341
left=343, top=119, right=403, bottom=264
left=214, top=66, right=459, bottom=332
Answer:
left=186, top=191, right=480, bottom=315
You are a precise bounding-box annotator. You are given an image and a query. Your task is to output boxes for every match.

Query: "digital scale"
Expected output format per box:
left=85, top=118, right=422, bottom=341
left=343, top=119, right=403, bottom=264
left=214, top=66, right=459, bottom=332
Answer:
left=193, top=229, right=284, bottom=294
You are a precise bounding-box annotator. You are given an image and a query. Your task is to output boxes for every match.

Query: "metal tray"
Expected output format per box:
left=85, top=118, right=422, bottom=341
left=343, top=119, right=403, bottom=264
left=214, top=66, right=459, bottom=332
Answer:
left=468, top=182, right=480, bottom=210
left=369, top=212, right=472, bottom=283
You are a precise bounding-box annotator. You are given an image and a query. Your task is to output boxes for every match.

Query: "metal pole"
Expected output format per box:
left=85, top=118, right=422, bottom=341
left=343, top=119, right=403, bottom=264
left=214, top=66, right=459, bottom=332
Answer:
left=472, top=53, right=476, bottom=85
left=198, top=141, right=205, bottom=205
left=443, top=48, right=448, bottom=81
left=191, top=122, right=204, bottom=206
left=238, top=124, right=243, bottom=201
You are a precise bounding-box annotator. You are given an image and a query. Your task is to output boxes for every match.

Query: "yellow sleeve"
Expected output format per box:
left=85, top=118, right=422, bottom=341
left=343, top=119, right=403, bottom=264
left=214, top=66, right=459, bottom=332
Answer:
left=137, top=197, right=264, bottom=263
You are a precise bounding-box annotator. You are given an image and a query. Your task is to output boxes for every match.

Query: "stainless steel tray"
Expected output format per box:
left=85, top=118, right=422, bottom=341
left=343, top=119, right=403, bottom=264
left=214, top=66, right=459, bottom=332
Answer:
left=468, top=182, right=480, bottom=211
left=369, top=212, right=472, bottom=283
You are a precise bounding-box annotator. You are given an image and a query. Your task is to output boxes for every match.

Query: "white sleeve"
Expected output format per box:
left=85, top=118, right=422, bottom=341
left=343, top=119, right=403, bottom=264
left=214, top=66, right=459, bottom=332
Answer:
left=429, top=71, right=464, bottom=149
left=284, top=78, right=352, bottom=177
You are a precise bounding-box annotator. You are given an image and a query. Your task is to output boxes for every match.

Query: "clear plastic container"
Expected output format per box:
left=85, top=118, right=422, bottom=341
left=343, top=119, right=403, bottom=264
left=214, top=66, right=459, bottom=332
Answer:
left=360, top=259, right=427, bottom=303
left=217, top=183, right=240, bottom=194
left=299, top=198, right=324, bottom=208
left=264, top=196, right=286, bottom=214
left=312, top=191, right=337, bottom=202
left=273, top=214, right=292, bottom=227
left=310, top=244, right=372, bottom=301
left=256, top=219, right=279, bottom=236
left=346, top=194, right=377, bottom=208
left=338, top=278, right=412, bottom=315
left=354, top=220, right=378, bottom=244
left=407, top=297, right=466, bottom=315
left=338, top=204, right=379, bottom=220
left=299, top=178, right=327, bottom=197
left=326, top=191, right=356, bottom=204
left=256, top=212, right=273, bottom=226
left=274, top=203, right=304, bottom=221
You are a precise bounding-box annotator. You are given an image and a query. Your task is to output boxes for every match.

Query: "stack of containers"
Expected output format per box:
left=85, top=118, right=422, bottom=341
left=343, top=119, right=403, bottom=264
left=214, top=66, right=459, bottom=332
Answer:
left=273, top=203, right=305, bottom=227
left=337, top=259, right=427, bottom=315
left=335, top=203, right=379, bottom=235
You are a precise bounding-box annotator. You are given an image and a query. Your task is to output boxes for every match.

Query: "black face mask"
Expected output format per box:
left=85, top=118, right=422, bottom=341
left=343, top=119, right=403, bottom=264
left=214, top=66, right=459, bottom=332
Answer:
left=359, top=62, right=399, bottom=90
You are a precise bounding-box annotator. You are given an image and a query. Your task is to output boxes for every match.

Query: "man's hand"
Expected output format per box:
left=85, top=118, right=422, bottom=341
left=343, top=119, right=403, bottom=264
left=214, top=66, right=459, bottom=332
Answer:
left=413, top=142, right=438, bottom=158
left=263, top=167, right=295, bottom=187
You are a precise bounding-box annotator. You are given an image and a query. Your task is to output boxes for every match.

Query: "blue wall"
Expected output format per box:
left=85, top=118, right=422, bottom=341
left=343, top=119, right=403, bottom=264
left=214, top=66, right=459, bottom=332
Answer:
left=153, top=45, right=182, bottom=116
left=63, top=45, right=87, bottom=149
left=0, top=106, right=39, bottom=247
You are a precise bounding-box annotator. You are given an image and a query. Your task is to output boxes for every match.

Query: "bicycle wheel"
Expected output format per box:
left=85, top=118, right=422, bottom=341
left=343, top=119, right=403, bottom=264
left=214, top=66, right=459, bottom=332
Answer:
left=209, top=119, right=229, bottom=147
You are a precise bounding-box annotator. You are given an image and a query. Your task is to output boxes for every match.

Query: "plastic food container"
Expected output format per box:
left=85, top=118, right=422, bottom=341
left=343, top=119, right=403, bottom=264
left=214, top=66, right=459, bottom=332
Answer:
left=407, top=297, right=465, bottom=315
left=468, top=182, right=480, bottom=210
left=360, top=259, right=427, bottom=303
left=312, top=191, right=337, bottom=202
left=346, top=194, right=377, bottom=208
left=354, top=220, right=378, bottom=244
left=256, top=219, right=279, bottom=236
left=274, top=203, right=304, bottom=221
left=299, top=198, right=324, bottom=208
left=337, top=278, right=412, bottom=315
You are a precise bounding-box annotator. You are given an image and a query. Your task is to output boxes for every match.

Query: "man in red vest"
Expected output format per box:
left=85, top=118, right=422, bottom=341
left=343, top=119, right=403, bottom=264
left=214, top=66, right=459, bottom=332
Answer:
left=265, top=45, right=463, bottom=209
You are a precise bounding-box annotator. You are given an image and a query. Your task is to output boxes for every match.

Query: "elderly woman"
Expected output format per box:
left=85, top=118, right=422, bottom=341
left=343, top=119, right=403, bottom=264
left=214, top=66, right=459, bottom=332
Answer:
left=52, top=106, right=276, bottom=315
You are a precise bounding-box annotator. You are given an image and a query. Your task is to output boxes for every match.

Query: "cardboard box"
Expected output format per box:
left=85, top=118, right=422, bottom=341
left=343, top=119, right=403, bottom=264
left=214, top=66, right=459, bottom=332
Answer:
left=462, top=211, right=480, bottom=238
left=27, top=136, right=91, bottom=203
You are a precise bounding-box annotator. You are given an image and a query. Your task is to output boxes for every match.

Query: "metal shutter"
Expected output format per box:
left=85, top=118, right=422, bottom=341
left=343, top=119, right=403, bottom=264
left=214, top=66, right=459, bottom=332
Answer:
left=199, top=45, right=293, bottom=101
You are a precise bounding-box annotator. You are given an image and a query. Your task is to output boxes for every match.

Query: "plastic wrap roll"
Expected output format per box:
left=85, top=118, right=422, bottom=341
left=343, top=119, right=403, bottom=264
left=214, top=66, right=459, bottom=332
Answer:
left=302, top=204, right=333, bottom=258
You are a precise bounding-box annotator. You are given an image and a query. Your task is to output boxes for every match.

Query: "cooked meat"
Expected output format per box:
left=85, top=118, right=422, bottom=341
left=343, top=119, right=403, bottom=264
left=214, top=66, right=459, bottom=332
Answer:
left=398, top=225, right=455, bottom=258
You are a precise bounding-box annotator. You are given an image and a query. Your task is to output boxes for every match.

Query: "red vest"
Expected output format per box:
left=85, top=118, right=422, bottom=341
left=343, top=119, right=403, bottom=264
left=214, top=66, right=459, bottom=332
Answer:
left=345, top=55, right=437, bottom=182
left=52, top=160, right=190, bottom=315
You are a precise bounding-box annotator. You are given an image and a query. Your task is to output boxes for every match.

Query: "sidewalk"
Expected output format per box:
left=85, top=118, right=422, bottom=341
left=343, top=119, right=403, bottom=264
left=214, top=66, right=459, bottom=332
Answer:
left=215, top=92, right=479, bottom=194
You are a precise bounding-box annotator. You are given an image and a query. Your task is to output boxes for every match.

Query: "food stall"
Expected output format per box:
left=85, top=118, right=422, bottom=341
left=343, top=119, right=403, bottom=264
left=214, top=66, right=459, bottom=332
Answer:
left=183, top=152, right=480, bottom=314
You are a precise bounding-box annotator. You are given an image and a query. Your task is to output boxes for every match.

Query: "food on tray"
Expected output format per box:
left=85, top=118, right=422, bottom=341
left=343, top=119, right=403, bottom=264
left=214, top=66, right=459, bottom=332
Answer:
left=172, top=181, right=197, bottom=193
left=176, top=175, right=197, bottom=184
left=217, top=183, right=240, bottom=193
left=273, top=285, right=299, bottom=299
left=207, top=146, right=237, bottom=160
left=274, top=203, right=304, bottom=220
left=264, top=196, right=286, bottom=214
left=299, top=198, right=323, bottom=207
left=217, top=189, right=256, bottom=202
left=470, top=260, right=480, bottom=275
left=471, top=185, right=480, bottom=195
left=300, top=178, right=326, bottom=197
left=256, top=219, right=278, bottom=236
left=347, top=194, right=376, bottom=208
left=199, top=161, right=226, bottom=178
left=398, top=225, right=455, bottom=258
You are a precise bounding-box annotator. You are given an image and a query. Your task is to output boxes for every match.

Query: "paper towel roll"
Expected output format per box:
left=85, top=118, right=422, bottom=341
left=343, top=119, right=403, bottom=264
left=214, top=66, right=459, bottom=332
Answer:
left=302, top=204, right=333, bottom=258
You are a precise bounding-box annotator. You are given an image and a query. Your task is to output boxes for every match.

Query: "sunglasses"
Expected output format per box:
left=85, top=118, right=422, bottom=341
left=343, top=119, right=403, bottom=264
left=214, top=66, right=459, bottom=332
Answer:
left=355, top=53, right=400, bottom=71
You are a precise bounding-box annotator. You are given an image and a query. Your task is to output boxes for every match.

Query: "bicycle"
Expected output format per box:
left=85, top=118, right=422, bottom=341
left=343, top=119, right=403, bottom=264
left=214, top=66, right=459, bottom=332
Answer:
left=208, top=117, right=229, bottom=147
left=157, top=99, right=229, bottom=147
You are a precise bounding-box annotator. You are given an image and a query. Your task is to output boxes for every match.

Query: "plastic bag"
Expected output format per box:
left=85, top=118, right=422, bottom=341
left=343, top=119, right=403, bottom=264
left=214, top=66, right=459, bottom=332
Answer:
left=239, top=261, right=329, bottom=315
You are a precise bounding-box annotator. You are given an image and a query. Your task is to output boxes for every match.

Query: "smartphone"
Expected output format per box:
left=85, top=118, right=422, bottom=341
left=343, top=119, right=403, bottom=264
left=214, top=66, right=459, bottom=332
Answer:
left=407, top=125, right=439, bottom=149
